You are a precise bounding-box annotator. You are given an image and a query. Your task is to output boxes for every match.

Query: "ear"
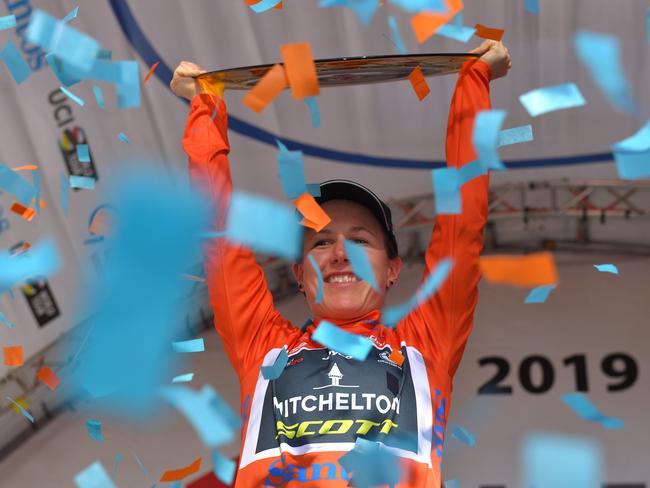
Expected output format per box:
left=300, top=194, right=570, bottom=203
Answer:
left=387, top=256, right=403, bottom=287
left=292, top=261, right=304, bottom=286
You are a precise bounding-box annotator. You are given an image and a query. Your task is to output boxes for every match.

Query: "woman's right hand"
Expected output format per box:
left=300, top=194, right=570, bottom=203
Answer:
left=170, top=61, right=207, bottom=100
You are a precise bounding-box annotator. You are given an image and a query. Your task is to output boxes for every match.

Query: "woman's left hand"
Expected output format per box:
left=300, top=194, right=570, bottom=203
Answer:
left=470, top=40, right=512, bottom=80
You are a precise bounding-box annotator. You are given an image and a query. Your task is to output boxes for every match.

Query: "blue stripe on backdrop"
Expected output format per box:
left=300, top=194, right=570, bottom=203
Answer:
left=109, top=0, right=614, bottom=170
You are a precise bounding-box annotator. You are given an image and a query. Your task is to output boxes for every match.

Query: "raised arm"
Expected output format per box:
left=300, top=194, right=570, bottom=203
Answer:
left=398, top=42, right=511, bottom=376
left=173, top=62, right=296, bottom=378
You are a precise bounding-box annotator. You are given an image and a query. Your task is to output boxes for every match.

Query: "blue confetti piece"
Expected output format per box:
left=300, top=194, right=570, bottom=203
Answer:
left=307, top=254, right=324, bottom=303
left=0, top=239, right=61, bottom=288
left=612, top=149, right=650, bottom=180
left=6, top=396, right=34, bottom=423
left=0, top=164, right=37, bottom=206
left=451, top=424, right=476, bottom=447
left=498, top=124, right=534, bottom=147
left=562, top=392, right=624, bottom=429
left=27, top=10, right=100, bottom=71
left=306, top=183, right=321, bottom=197
left=304, top=96, right=321, bottom=128
left=77, top=144, right=90, bottom=163
left=97, top=49, right=112, bottom=60
left=111, top=453, right=123, bottom=480
left=172, top=373, right=195, bottom=383
left=276, top=140, right=307, bottom=200
left=0, top=15, right=16, bottom=30
left=459, top=159, right=487, bottom=184
left=344, top=240, right=379, bottom=290
left=389, top=0, right=446, bottom=13
left=261, top=348, right=288, bottom=380
left=0, top=311, right=14, bottom=329
left=593, top=263, right=618, bottom=274
left=159, top=384, right=241, bottom=448
left=70, top=175, right=95, bottom=189
left=437, top=23, right=476, bottom=43
left=62, top=6, right=79, bottom=24
left=92, top=86, right=105, bottom=108
left=118, top=132, right=130, bottom=143
left=432, top=167, right=461, bottom=215
left=60, top=85, right=85, bottom=106
left=339, top=437, right=401, bottom=488
left=116, top=60, right=141, bottom=108
left=46, top=53, right=81, bottom=87
left=212, top=451, right=236, bottom=485
left=31, top=170, right=42, bottom=215
left=382, top=258, right=453, bottom=327
left=132, top=452, right=149, bottom=476
left=74, top=461, right=116, bottom=488
left=249, top=0, right=283, bottom=13
left=612, top=118, right=650, bottom=152
left=574, top=31, right=636, bottom=114
left=319, top=0, right=380, bottom=25
left=519, top=83, right=586, bottom=117
left=226, top=191, right=303, bottom=261
left=172, top=338, right=205, bottom=353
left=524, top=0, right=539, bottom=14
left=445, top=480, right=460, bottom=488
left=85, top=419, right=104, bottom=442
left=60, top=172, right=70, bottom=217
left=387, top=16, right=407, bottom=54
left=312, top=320, right=373, bottom=360
left=524, top=284, right=556, bottom=304
left=0, top=40, right=31, bottom=84
left=523, top=434, right=602, bottom=488
left=473, top=110, right=507, bottom=170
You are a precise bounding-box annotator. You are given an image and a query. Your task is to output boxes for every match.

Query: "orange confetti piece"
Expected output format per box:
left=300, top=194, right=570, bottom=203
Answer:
left=144, top=61, right=160, bottom=84
left=10, top=397, right=28, bottom=414
left=39, top=198, right=46, bottom=209
left=10, top=241, right=31, bottom=256
left=3, top=346, right=23, bottom=366
left=245, top=0, right=283, bottom=9
left=411, top=0, right=463, bottom=43
left=10, top=202, right=36, bottom=222
left=408, top=66, right=430, bottom=101
left=243, top=64, right=288, bottom=113
left=37, top=366, right=61, bottom=391
left=159, top=457, right=202, bottom=482
left=280, top=42, right=320, bottom=99
left=474, top=23, right=505, bottom=41
left=479, top=252, right=558, bottom=287
left=89, top=210, right=112, bottom=237
left=389, top=349, right=405, bottom=366
left=12, top=165, right=38, bottom=171
left=294, top=193, right=331, bottom=232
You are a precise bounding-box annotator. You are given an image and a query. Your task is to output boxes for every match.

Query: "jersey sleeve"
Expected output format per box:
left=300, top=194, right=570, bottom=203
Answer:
left=397, top=60, right=491, bottom=377
left=182, top=94, right=297, bottom=378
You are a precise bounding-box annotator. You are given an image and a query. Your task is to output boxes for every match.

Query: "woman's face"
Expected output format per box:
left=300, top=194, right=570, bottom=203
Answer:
left=292, top=199, right=402, bottom=321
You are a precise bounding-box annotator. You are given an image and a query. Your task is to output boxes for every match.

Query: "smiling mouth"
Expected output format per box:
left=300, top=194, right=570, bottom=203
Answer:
left=325, top=274, right=358, bottom=284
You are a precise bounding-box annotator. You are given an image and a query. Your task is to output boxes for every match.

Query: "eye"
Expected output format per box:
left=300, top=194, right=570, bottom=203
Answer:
left=353, top=238, right=368, bottom=245
left=314, top=239, right=333, bottom=248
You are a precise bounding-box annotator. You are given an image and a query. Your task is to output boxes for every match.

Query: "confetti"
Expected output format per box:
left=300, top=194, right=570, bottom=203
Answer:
left=226, top=191, right=303, bottom=261
left=0, top=14, right=16, bottom=30
left=498, top=124, right=533, bottom=147
left=3, top=345, right=23, bottom=366
left=307, top=183, right=321, bottom=197
left=344, top=240, right=379, bottom=290
left=411, top=0, right=462, bottom=45
left=562, top=392, right=624, bottom=429
left=382, top=258, right=453, bottom=327
left=0, top=164, right=37, bottom=206
left=312, top=320, right=373, bottom=360
left=307, top=254, right=324, bottom=303
left=118, top=132, right=130, bottom=143
left=339, top=437, right=401, bottom=488
left=261, top=348, right=288, bottom=380
left=524, top=0, right=539, bottom=14
left=408, top=65, right=430, bottom=100
left=74, top=461, right=116, bottom=488
left=593, top=263, right=618, bottom=274
left=159, top=385, right=240, bottom=448
left=0, top=40, right=31, bottom=84
left=479, top=252, right=558, bottom=287
left=451, top=424, right=476, bottom=447
left=133, top=452, right=149, bottom=476
left=523, top=434, right=602, bottom=488
left=445, top=480, right=461, bottom=488
left=115, top=60, right=141, bottom=108
left=432, top=168, right=461, bottom=214
left=473, top=109, right=507, bottom=170
left=387, top=15, right=407, bottom=54
left=46, top=53, right=81, bottom=86
left=92, top=85, right=104, bottom=108
left=172, top=373, right=195, bottom=383
left=524, top=284, right=556, bottom=304
left=6, top=396, right=34, bottom=423
left=437, top=22, right=475, bottom=42
left=212, top=451, right=236, bottom=485
left=474, top=23, right=504, bottom=41
left=612, top=149, right=650, bottom=180
left=276, top=140, right=307, bottom=200
left=0, top=311, right=14, bottom=329
left=242, top=63, right=288, bottom=113
left=281, top=42, right=320, bottom=99
left=112, top=453, right=123, bottom=480
left=519, top=83, right=586, bottom=117
left=319, top=0, right=380, bottom=25
left=574, top=31, right=635, bottom=114
left=27, top=10, right=100, bottom=71
left=60, top=85, right=85, bottom=106
left=85, top=419, right=104, bottom=442
left=75, top=144, right=90, bottom=164
left=294, top=192, right=331, bottom=232
left=390, top=0, right=446, bottom=12
left=160, top=457, right=201, bottom=482
left=172, top=338, right=205, bottom=353
left=388, top=349, right=405, bottom=366
left=70, top=175, right=96, bottom=189
left=62, top=6, right=79, bottom=24
left=304, top=96, right=321, bottom=128
left=0, top=239, right=61, bottom=288
left=249, top=0, right=283, bottom=12
left=37, top=365, right=61, bottom=390
left=10, top=202, right=36, bottom=222
left=143, top=61, right=160, bottom=83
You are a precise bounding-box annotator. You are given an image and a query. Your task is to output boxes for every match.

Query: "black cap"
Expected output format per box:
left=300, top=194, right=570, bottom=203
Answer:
left=315, top=180, right=399, bottom=259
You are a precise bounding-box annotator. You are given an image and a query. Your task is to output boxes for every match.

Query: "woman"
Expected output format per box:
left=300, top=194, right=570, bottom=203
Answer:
left=172, top=39, right=511, bottom=487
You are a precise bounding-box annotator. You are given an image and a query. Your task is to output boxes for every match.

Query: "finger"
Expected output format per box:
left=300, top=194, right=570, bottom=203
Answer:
left=468, top=39, right=493, bottom=54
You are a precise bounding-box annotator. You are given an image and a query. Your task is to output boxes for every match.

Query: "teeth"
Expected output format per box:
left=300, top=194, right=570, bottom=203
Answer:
left=328, top=275, right=357, bottom=283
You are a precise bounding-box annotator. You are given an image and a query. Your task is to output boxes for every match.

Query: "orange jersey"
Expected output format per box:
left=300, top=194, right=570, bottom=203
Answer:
left=183, top=59, right=492, bottom=487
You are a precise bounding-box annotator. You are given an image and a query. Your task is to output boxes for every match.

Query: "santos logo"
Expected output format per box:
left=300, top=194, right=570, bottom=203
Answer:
left=264, top=456, right=352, bottom=486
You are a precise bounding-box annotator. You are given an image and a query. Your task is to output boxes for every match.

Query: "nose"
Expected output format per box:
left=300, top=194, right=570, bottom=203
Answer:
left=331, top=235, right=348, bottom=264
